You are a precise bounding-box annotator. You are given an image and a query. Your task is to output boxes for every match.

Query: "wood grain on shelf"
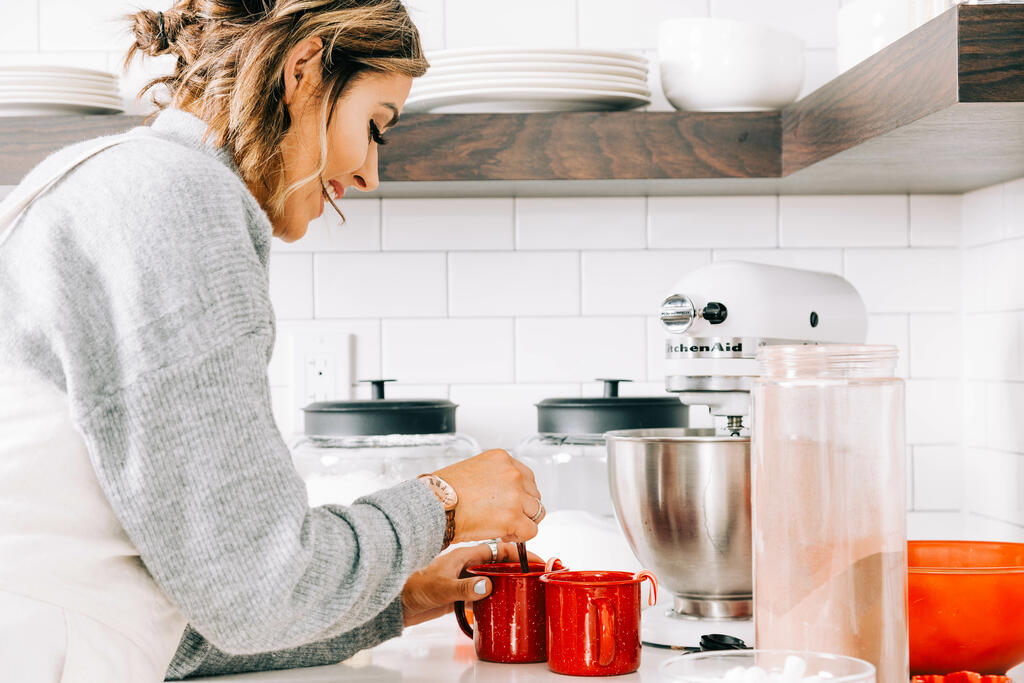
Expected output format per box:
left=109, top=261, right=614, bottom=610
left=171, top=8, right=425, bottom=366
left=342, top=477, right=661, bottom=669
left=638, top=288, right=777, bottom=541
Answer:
left=958, top=3, right=1024, bottom=102
left=780, top=9, right=959, bottom=176
left=380, top=112, right=780, bottom=181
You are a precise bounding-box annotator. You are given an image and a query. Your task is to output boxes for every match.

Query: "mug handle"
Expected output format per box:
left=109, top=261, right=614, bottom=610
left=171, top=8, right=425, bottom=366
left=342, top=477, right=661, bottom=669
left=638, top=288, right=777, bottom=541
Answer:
left=454, top=599, right=474, bottom=639
left=635, top=570, right=658, bottom=606
left=586, top=597, right=616, bottom=667
left=544, top=557, right=564, bottom=572
left=453, top=565, right=475, bottom=639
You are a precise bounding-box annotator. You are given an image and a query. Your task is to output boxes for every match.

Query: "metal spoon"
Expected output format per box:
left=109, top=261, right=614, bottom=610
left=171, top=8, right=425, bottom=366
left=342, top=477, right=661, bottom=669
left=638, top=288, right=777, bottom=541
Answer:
left=515, top=542, right=530, bottom=573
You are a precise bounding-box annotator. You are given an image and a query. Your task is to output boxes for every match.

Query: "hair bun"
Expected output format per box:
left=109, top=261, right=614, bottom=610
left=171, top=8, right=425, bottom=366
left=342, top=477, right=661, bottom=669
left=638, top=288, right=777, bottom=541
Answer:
left=126, top=7, right=201, bottom=61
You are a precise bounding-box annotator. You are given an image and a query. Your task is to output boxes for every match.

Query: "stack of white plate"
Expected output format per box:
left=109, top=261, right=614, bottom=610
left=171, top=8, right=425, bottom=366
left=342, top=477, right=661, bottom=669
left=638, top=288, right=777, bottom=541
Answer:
left=407, top=48, right=651, bottom=113
left=0, top=65, right=123, bottom=117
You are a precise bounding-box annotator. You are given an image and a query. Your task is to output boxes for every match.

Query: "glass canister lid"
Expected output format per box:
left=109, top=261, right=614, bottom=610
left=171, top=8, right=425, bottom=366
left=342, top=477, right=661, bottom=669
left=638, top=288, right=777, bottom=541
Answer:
left=536, top=379, right=688, bottom=435
left=303, top=379, right=457, bottom=437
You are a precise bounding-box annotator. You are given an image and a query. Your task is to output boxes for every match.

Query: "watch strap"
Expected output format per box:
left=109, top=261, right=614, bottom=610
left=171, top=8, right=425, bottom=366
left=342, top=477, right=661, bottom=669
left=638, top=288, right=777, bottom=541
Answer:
left=442, top=509, right=456, bottom=549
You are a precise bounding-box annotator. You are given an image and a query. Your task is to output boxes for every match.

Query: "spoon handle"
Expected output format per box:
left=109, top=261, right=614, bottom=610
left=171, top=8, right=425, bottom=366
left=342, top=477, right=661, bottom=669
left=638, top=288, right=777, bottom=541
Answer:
left=516, top=542, right=529, bottom=573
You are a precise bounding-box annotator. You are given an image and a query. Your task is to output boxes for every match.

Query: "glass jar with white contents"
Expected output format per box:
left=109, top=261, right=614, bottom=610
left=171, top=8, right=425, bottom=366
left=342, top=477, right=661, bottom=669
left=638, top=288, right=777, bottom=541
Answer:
left=291, top=380, right=479, bottom=507
left=515, top=379, right=689, bottom=571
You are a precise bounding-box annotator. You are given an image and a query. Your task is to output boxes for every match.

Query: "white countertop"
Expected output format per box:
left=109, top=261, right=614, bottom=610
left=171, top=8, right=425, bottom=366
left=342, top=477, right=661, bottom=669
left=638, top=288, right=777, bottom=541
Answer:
left=187, top=615, right=707, bottom=682
left=183, top=612, right=1024, bottom=683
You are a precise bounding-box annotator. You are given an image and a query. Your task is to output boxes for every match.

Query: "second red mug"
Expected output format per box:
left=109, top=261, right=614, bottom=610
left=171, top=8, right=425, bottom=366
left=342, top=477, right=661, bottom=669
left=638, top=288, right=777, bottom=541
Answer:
left=540, top=569, right=658, bottom=676
left=455, top=558, right=562, bottom=663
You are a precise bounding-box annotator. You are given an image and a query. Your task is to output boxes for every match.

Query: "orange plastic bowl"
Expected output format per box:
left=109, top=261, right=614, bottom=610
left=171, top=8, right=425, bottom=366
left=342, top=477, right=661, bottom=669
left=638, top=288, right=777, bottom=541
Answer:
left=909, top=540, right=1024, bottom=675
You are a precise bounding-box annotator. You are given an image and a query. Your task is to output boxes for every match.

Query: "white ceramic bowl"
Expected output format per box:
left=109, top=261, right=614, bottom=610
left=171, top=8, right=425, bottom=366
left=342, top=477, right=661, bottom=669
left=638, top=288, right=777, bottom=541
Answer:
left=657, top=17, right=805, bottom=111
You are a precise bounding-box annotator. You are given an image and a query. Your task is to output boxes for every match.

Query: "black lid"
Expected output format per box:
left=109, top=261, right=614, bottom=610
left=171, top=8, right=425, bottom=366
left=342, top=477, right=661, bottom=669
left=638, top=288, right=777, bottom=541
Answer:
left=303, top=380, right=457, bottom=436
left=536, top=379, right=688, bottom=435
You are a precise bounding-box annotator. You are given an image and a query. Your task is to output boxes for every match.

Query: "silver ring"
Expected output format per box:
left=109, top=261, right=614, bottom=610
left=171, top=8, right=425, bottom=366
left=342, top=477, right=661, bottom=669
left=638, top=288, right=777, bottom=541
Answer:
left=486, top=539, right=498, bottom=562
left=529, top=498, right=544, bottom=523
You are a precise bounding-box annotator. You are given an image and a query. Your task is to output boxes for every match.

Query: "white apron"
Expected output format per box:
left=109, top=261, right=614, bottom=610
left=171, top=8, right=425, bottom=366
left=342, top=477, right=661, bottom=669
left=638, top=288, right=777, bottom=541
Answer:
left=0, top=135, right=188, bottom=682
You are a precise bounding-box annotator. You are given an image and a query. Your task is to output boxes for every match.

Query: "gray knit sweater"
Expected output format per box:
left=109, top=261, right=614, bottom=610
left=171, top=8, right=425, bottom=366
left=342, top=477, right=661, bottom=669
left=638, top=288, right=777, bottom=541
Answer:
left=0, top=108, right=445, bottom=678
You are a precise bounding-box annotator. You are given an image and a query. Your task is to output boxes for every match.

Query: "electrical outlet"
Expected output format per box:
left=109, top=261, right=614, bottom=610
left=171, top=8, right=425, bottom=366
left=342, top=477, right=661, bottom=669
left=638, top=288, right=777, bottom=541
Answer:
left=286, top=332, right=353, bottom=434
left=304, top=352, right=337, bottom=403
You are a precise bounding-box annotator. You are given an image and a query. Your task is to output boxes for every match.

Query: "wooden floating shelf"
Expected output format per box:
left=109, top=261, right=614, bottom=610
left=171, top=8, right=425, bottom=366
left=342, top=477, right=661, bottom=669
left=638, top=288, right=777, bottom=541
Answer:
left=1, top=3, right=1021, bottom=195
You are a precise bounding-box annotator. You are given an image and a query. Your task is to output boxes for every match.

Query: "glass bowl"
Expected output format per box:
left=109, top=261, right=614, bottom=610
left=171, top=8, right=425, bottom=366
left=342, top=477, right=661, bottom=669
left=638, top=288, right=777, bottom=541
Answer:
left=909, top=540, right=1024, bottom=674
left=658, top=650, right=876, bottom=683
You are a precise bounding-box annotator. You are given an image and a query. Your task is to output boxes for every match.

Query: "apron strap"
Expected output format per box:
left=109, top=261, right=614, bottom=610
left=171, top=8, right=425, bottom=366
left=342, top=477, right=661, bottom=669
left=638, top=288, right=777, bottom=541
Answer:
left=0, top=133, right=136, bottom=247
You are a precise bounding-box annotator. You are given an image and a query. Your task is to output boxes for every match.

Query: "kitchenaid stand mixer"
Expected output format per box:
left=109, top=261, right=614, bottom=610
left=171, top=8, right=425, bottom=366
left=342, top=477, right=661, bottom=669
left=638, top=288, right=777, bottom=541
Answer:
left=607, top=261, right=868, bottom=647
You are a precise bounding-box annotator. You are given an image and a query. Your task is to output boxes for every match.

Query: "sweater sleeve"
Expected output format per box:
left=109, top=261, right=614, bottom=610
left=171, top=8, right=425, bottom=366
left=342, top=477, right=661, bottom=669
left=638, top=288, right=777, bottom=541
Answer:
left=17, top=138, right=446, bottom=654
left=165, top=599, right=404, bottom=679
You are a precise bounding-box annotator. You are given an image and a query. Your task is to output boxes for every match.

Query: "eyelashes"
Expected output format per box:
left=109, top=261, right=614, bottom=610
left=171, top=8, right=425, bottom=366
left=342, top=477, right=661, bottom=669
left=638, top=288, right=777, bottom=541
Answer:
left=369, top=120, right=389, bottom=146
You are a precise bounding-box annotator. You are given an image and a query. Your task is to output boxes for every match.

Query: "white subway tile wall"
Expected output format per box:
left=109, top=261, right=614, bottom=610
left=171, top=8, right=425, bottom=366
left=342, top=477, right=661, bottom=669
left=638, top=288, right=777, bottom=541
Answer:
left=910, top=195, right=961, bottom=247
left=0, top=2, right=39, bottom=52
left=577, top=0, right=707, bottom=50
left=845, top=248, right=960, bottom=313
left=314, top=252, right=447, bottom=319
left=515, top=316, right=646, bottom=383
left=581, top=250, right=710, bottom=315
left=272, top=199, right=381, bottom=253
left=649, top=196, right=777, bottom=249
left=448, top=251, right=579, bottom=317
left=711, top=247, right=843, bottom=275
left=382, top=198, right=513, bottom=251
left=268, top=253, right=314, bottom=320
left=780, top=195, right=908, bottom=247
left=709, top=0, right=840, bottom=49
left=382, top=317, right=514, bottom=384
left=516, top=197, right=646, bottom=250
left=962, top=178, right=1024, bottom=538
left=443, top=0, right=577, bottom=49
left=404, top=0, right=445, bottom=52
left=865, top=314, right=909, bottom=379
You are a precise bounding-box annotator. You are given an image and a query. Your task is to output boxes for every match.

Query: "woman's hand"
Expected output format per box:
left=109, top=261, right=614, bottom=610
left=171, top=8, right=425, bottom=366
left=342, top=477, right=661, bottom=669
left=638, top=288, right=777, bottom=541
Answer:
left=401, top=543, right=544, bottom=627
left=431, top=449, right=544, bottom=544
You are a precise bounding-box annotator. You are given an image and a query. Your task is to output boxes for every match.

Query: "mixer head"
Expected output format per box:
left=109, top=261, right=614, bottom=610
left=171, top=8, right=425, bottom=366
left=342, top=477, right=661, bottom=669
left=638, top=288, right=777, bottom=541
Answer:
left=660, top=261, right=868, bottom=433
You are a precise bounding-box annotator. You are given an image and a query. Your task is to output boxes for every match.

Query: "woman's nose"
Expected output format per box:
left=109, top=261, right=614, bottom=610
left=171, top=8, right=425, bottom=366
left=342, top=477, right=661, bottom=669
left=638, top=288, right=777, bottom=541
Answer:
left=352, top=144, right=380, bottom=192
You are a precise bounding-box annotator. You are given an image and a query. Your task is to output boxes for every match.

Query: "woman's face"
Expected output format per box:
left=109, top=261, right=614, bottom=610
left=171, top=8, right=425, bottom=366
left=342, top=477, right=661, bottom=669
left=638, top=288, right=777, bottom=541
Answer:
left=277, top=37, right=412, bottom=242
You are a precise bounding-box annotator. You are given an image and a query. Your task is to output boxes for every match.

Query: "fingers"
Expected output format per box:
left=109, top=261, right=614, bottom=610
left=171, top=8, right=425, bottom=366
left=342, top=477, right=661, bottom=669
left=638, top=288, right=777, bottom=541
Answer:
left=460, top=576, right=492, bottom=602
left=491, top=542, right=546, bottom=566
left=447, top=542, right=497, bottom=572
left=500, top=516, right=539, bottom=544
left=522, top=494, right=545, bottom=524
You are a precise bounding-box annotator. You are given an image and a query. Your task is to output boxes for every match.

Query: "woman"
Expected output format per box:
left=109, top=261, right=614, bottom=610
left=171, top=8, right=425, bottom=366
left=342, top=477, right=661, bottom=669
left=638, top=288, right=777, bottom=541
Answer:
left=0, top=1, right=545, bottom=680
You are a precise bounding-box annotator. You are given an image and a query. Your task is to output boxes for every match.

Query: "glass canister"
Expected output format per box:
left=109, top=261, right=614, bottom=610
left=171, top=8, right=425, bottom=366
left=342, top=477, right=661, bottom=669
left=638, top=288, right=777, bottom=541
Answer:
left=516, top=379, right=689, bottom=519
left=291, top=380, right=479, bottom=507
left=515, top=379, right=689, bottom=572
left=751, top=345, right=907, bottom=683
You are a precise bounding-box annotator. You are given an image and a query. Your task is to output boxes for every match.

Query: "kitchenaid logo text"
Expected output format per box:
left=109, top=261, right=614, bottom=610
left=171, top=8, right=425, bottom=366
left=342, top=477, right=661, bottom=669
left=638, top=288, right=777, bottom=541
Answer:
left=666, top=341, right=743, bottom=354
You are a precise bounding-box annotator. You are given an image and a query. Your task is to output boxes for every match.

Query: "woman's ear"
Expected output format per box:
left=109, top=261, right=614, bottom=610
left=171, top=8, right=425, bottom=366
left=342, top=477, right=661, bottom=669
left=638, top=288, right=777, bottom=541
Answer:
left=283, top=36, right=325, bottom=106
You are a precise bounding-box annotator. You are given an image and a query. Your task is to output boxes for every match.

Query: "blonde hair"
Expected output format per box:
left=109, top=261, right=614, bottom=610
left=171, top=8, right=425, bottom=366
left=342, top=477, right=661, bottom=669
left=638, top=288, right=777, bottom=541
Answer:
left=126, top=0, right=428, bottom=221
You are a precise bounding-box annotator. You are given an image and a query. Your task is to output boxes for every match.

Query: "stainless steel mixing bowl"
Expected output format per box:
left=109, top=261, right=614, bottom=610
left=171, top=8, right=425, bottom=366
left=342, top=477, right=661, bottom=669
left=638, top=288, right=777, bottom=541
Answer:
left=605, top=428, right=752, bottom=619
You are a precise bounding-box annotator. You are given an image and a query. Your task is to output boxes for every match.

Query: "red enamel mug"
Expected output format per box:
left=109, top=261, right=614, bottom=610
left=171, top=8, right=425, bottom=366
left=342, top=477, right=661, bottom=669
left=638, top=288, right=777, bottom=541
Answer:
left=454, top=558, right=563, bottom=663
left=540, top=569, right=658, bottom=676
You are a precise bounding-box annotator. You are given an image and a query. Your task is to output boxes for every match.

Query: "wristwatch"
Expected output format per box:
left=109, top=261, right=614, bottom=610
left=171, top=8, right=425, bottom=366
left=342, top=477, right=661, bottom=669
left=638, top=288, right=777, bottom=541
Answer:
left=418, top=474, right=458, bottom=549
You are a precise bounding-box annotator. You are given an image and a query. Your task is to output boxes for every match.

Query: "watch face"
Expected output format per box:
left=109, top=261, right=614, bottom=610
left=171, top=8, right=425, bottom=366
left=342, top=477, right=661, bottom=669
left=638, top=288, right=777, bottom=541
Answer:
left=425, top=475, right=458, bottom=510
